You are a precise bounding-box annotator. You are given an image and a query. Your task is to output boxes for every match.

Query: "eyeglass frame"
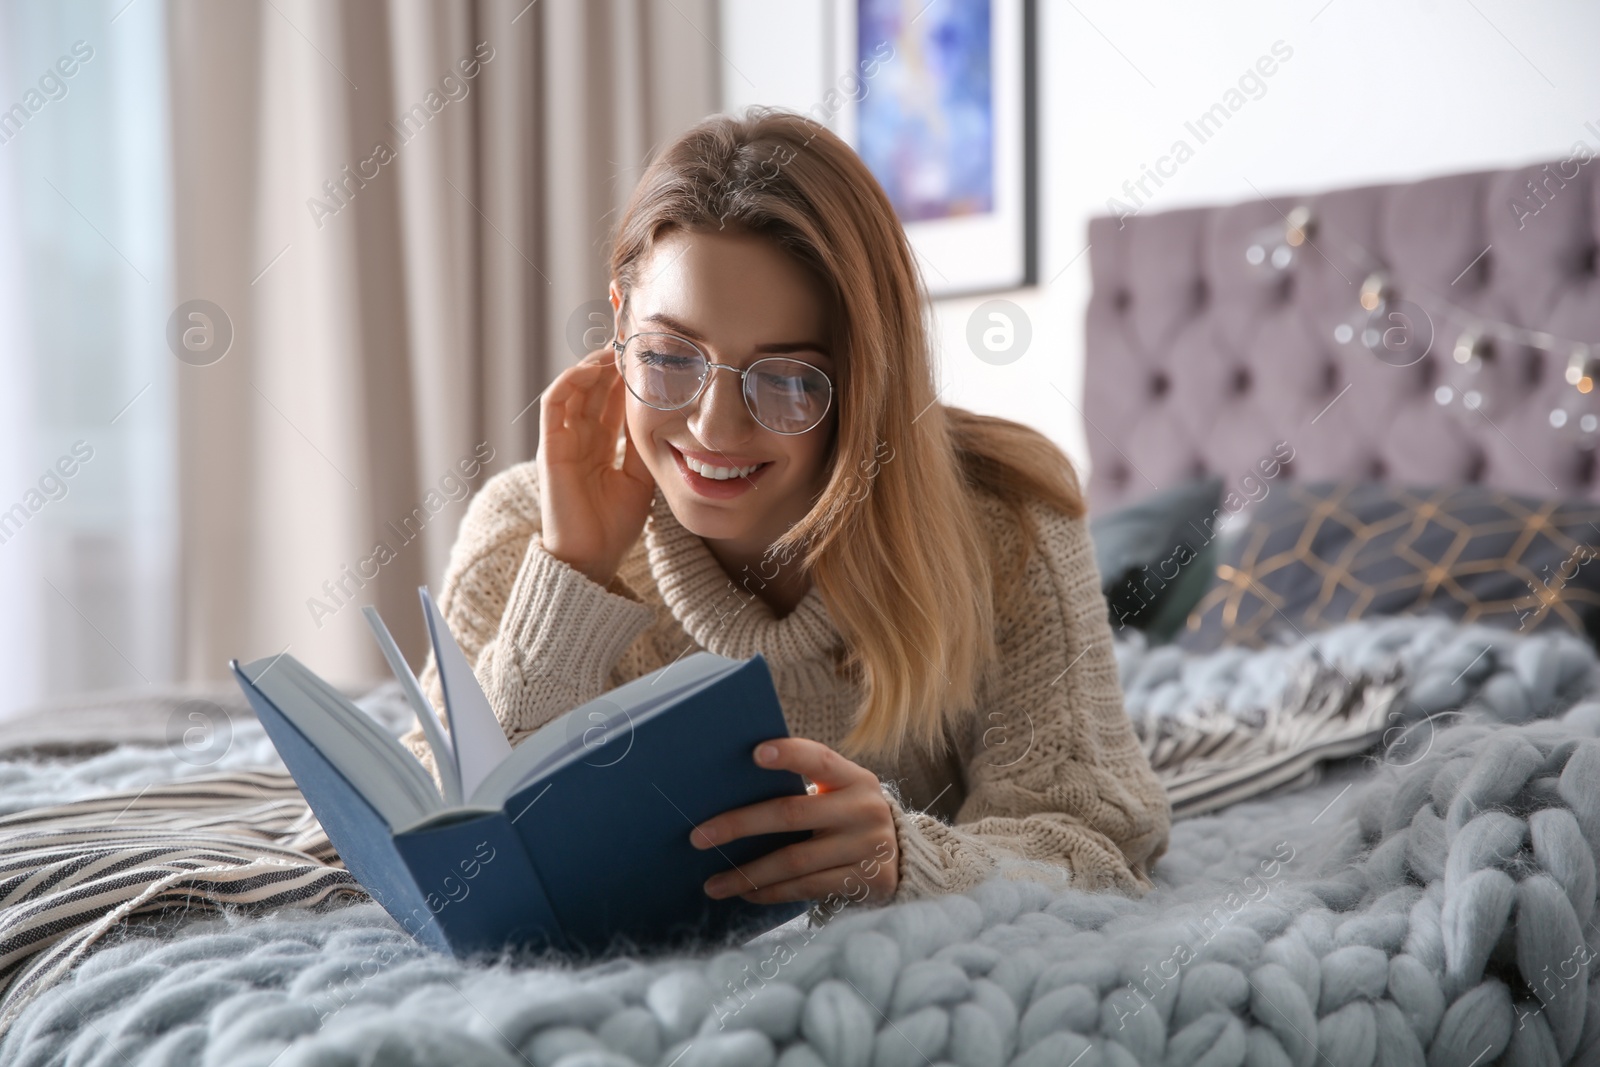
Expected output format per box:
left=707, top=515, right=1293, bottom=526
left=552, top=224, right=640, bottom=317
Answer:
left=610, top=329, right=836, bottom=436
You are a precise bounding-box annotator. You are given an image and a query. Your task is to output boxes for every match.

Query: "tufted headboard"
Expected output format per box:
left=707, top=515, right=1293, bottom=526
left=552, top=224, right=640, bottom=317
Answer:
left=1081, top=157, right=1600, bottom=514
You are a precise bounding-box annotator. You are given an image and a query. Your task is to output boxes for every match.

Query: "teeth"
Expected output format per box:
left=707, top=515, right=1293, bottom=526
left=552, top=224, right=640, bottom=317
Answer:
left=684, top=453, right=762, bottom=480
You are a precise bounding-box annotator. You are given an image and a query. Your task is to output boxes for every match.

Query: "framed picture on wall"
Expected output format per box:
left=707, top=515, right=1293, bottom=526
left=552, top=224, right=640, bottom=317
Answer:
left=829, top=0, right=1036, bottom=298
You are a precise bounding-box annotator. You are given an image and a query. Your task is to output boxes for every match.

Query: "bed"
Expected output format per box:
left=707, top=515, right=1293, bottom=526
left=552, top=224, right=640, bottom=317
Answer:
left=3, top=157, right=1599, bottom=1067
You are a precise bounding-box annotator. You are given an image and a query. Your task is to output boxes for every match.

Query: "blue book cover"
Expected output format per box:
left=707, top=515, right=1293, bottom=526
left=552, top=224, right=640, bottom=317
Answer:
left=230, top=588, right=812, bottom=958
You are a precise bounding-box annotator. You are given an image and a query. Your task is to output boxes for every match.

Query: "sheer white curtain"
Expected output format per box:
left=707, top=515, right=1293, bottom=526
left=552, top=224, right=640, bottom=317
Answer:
left=0, top=0, right=175, bottom=720
left=0, top=13, right=39, bottom=718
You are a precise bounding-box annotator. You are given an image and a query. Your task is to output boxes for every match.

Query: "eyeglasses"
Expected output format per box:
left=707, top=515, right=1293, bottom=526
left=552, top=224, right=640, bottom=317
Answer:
left=612, top=331, right=835, bottom=436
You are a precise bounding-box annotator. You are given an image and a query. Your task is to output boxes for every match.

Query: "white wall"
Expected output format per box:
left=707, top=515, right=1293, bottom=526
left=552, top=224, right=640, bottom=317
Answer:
left=719, top=0, right=1600, bottom=480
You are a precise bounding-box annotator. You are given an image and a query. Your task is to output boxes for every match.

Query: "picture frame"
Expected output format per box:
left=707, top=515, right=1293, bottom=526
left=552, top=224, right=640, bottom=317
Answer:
left=829, top=0, right=1037, bottom=298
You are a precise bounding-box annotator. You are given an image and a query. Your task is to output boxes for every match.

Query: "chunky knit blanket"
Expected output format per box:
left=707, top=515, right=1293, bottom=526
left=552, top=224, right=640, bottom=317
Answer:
left=1, top=616, right=1599, bottom=1066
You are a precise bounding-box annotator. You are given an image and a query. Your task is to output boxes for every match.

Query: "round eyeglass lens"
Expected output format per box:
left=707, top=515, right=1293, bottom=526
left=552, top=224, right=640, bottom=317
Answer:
left=746, top=358, right=832, bottom=434
left=619, top=334, right=707, bottom=409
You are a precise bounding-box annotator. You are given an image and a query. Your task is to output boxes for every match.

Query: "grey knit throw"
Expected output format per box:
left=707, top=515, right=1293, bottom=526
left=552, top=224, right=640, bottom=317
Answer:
left=2, top=617, right=1599, bottom=1066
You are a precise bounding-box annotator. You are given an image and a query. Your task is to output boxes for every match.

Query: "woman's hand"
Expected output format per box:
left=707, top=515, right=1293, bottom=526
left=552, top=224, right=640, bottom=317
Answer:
left=690, top=737, right=899, bottom=906
left=535, top=348, right=655, bottom=587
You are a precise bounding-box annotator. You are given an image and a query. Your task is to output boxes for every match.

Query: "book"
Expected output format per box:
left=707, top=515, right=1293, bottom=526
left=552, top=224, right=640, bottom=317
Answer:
left=228, top=585, right=812, bottom=959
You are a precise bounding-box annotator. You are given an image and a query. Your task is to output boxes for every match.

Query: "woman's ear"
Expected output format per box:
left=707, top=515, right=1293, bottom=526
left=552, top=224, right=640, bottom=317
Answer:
left=608, top=281, right=624, bottom=341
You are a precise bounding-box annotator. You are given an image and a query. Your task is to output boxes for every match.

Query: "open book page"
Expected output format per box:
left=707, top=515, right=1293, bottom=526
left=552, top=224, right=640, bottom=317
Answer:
left=239, top=654, right=443, bottom=829
left=420, top=586, right=513, bottom=799
left=362, top=605, right=464, bottom=807
left=469, top=650, right=741, bottom=809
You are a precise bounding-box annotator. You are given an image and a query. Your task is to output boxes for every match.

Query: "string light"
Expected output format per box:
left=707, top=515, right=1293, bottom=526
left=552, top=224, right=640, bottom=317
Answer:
left=1359, top=272, right=1389, bottom=312
left=1244, top=206, right=1314, bottom=273
left=1453, top=329, right=1486, bottom=365
left=1550, top=343, right=1600, bottom=440
left=1283, top=205, right=1314, bottom=248
left=1238, top=203, right=1598, bottom=439
left=1567, top=344, right=1595, bottom=388
left=1566, top=348, right=1584, bottom=385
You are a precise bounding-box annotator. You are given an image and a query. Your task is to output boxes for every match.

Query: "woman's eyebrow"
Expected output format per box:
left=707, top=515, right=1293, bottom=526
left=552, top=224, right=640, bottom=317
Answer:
left=640, top=311, right=832, bottom=360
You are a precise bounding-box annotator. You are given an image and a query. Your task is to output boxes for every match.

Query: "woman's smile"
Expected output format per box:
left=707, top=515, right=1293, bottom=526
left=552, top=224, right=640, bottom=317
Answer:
left=668, top=442, right=774, bottom=498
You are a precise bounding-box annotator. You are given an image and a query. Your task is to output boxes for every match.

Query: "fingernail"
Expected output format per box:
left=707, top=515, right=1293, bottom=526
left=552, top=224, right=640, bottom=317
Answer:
left=692, top=826, right=717, bottom=848
left=704, top=877, right=724, bottom=898
left=756, top=744, right=778, bottom=764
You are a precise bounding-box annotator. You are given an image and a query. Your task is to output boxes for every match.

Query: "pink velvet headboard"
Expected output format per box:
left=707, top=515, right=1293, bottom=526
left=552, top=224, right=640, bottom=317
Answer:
left=1082, top=157, right=1600, bottom=513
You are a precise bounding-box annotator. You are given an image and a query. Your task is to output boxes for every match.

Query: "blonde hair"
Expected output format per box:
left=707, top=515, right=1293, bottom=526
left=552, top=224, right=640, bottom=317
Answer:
left=609, top=107, right=1084, bottom=763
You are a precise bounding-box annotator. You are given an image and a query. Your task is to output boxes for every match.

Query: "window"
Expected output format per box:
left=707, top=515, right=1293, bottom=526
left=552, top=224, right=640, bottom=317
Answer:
left=0, top=0, right=174, bottom=717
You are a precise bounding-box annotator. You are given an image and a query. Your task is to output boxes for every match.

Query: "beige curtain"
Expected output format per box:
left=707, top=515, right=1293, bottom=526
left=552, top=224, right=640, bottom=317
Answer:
left=167, top=0, right=718, bottom=689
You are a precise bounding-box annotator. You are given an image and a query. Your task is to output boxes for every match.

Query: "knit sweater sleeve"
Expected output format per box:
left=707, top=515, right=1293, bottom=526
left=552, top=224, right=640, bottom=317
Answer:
left=397, top=462, right=656, bottom=792
left=880, top=499, right=1171, bottom=902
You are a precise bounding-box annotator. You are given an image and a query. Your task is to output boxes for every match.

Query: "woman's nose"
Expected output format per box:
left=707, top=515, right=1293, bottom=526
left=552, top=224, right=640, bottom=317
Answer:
left=691, top=364, right=755, bottom=432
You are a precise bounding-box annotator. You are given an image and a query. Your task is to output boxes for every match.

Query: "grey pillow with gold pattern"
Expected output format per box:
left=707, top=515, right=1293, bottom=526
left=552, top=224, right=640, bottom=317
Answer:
left=1178, top=481, right=1600, bottom=652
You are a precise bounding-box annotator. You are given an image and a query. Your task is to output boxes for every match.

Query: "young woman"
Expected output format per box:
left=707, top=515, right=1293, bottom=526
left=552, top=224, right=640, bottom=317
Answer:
left=401, top=108, right=1170, bottom=909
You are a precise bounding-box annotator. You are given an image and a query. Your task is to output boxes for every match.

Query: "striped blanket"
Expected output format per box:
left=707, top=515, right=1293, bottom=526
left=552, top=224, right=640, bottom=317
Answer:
left=1140, top=658, right=1404, bottom=818
left=0, top=771, right=358, bottom=1038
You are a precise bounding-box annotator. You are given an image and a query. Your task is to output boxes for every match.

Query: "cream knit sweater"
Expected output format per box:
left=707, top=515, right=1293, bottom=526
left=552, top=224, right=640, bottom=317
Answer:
left=399, top=460, right=1171, bottom=906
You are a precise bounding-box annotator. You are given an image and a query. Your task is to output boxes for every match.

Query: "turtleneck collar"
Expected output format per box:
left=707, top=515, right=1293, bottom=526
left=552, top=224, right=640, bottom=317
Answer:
left=642, top=485, right=842, bottom=668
